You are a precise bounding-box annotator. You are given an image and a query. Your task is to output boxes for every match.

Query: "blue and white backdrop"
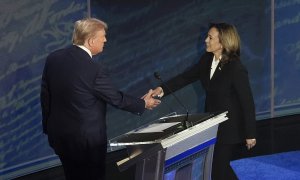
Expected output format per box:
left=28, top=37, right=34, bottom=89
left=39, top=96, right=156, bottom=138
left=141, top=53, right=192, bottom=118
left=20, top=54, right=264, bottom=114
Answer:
left=0, top=0, right=299, bottom=178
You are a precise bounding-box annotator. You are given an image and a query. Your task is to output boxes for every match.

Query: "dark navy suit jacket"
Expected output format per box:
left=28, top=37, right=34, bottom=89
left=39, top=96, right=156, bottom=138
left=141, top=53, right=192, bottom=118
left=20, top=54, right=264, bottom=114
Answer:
left=40, top=45, right=145, bottom=159
left=162, top=52, right=256, bottom=144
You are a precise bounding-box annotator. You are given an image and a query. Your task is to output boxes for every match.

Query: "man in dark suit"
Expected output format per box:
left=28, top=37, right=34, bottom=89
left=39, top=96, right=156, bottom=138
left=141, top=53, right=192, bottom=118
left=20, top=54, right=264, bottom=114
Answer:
left=152, top=23, right=256, bottom=180
left=40, top=18, right=161, bottom=180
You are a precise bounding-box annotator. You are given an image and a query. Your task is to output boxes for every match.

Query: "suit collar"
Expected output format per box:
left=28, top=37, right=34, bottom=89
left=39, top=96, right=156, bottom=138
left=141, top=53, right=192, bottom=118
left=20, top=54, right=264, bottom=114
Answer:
left=70, top=45, right=93, bottom=60
left=210, top=63, right=222, bottom=81
left=206, top=53, right=223, bottom=81
left=75, top=45, right=92, bottom=58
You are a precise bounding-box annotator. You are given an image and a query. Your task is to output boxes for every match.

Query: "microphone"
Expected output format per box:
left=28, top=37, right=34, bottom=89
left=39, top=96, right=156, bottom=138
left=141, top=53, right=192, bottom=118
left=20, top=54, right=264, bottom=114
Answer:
left=154, top=72, right=190, bottom=129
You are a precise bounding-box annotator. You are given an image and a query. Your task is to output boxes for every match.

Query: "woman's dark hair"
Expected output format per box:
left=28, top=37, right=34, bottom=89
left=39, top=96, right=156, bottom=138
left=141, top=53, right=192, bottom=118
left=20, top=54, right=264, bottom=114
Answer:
left=209, top=23, right=241, bottom=64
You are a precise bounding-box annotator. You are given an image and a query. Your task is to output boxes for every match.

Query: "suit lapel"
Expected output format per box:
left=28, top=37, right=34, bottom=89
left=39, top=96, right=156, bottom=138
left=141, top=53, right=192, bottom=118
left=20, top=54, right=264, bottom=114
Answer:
left=210, top=62, right=222, bottom=82
left=206, top=56, right=213, bottom=82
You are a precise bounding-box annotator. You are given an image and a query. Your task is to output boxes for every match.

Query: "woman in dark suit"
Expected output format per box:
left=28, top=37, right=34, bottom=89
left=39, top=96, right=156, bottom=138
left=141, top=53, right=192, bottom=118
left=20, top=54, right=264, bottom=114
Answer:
left=152, top=23, right=257, bottom=179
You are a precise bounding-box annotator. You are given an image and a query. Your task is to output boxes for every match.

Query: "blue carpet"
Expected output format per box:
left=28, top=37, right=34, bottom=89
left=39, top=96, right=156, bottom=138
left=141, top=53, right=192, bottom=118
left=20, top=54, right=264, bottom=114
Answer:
left=231, top=151, right=300, bottom=180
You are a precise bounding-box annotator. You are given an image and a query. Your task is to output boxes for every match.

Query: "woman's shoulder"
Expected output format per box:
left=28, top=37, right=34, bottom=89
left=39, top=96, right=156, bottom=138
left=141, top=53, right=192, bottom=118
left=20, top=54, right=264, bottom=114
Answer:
left=227, top=59, right=244, bottom=67
left=199, top=52, right=213, bottom=65
left=226, top=60, right=248, bottom=75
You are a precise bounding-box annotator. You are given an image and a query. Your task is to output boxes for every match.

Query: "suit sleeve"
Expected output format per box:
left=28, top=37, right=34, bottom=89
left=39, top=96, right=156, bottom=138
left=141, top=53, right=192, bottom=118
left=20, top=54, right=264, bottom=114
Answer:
left=162, top=54, right=209, bottom=95
left=232, top=62, right=256, bottom=139
left=93, top=66, right=145, bottom=115
left=40, top=60, right=50, bottom=134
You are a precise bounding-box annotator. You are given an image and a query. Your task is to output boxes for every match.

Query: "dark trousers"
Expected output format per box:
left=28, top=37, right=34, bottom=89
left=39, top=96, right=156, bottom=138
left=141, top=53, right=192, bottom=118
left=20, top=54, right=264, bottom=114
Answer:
left=211, top=143, right=238, bottom=180
left=58, top=144, right=107, bottom=180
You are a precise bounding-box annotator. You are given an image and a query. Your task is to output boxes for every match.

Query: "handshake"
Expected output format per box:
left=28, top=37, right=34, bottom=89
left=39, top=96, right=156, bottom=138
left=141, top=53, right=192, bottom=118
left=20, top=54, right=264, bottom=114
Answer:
left=141, top=87, right=164, bottom=110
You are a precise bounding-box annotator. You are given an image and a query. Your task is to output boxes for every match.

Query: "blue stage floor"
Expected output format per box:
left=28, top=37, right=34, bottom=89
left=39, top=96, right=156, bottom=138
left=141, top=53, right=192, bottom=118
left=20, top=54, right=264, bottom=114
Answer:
left=231, top=151, right=300, bottom=180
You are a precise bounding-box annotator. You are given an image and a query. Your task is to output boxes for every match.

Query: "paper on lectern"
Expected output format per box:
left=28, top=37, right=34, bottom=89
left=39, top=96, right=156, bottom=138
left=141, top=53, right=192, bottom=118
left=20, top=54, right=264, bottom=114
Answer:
left=132, top=122, right=180, bottom=133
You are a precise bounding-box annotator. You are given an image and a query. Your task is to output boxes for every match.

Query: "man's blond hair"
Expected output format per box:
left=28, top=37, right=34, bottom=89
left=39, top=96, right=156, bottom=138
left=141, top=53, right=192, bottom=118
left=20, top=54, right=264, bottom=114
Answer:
left=72, top=18, right=107, bottom=45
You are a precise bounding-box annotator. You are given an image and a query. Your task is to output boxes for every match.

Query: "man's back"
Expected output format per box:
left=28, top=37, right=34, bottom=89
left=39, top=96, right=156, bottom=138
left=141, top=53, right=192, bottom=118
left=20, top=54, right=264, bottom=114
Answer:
left=43, top=45, right=107, bottom=151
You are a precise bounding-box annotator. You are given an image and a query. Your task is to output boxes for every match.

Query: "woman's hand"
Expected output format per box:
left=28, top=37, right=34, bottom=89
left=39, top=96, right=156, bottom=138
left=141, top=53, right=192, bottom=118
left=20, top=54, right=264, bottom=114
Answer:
left=246, top=138, right=256, bottom=150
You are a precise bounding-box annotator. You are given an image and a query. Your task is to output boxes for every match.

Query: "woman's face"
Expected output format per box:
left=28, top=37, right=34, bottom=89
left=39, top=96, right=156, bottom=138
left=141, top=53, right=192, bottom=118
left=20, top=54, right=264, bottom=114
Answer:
left=205, top=27, right=223, bottom=57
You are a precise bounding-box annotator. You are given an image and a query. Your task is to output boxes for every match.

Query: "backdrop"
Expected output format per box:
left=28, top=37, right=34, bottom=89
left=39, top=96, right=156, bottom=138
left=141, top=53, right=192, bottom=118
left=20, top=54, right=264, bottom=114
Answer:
left=0, top=0, right=88, bottom=178
left=91, top=0, right=270, bottom=138
left=1, top=0, right=300, bottom=178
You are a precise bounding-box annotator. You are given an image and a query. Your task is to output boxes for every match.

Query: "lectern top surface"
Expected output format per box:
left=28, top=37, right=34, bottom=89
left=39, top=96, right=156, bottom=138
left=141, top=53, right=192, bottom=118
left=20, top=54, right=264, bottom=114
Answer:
left=109, top=113, right=217, bottom=146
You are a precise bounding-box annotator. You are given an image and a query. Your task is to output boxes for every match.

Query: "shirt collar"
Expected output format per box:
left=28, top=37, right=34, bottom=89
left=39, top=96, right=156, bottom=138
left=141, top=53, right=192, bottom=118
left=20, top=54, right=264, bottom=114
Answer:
left=75, top=45, right=92, bottom=58
left=213, top=55, right=222, bottom=62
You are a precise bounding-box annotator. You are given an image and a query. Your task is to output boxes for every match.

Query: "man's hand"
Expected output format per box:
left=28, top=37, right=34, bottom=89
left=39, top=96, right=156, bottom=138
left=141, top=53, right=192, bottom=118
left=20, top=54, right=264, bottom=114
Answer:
left=246, top=138, right=256, bottom=150
left=142, top=89, right=161, bottom=110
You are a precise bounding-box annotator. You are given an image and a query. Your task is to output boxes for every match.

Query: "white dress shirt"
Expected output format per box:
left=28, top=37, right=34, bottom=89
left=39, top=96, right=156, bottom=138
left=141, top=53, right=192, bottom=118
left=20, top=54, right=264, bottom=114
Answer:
left=210, top=55, right=221, bottom=79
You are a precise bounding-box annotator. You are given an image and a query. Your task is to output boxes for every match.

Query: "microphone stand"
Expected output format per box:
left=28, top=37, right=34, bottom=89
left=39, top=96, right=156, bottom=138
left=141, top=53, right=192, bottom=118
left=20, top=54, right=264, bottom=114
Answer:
left=154, top=72, right=190, bottom=129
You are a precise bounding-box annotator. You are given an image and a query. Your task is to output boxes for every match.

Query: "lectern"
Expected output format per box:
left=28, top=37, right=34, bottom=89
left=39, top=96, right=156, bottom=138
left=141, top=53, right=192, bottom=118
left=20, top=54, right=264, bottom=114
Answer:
left=109, top=111, right=228, bottom=180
